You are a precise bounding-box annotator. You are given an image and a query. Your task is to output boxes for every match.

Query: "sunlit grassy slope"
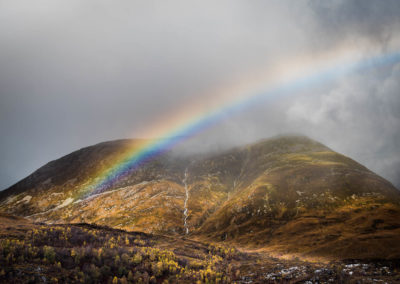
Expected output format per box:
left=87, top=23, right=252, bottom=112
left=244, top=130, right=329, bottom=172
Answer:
left=1, top=135, right=399, bottom=260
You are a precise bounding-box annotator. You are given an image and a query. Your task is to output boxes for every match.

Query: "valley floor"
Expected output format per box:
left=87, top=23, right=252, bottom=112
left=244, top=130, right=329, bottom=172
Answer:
left=0, top=213, right=399, bottom=283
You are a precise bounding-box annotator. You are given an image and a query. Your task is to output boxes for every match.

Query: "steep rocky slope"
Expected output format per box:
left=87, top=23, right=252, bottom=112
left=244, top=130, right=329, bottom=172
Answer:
left=1, top=135, right=399, bottom=259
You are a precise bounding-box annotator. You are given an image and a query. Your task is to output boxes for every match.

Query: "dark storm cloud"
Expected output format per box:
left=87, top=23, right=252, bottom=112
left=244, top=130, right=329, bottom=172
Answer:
left=0, top=0, right=399, bottom=189
left=309, top=0, right=400, bottom=45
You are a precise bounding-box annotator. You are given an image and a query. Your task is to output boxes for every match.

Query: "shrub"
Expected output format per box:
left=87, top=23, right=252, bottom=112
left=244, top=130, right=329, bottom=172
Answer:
left=43, top=246, right=56, bottom=263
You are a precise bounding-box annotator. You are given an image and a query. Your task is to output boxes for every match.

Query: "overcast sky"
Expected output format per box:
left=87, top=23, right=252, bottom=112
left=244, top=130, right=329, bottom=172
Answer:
left=1, top=0, right=400, bottom=189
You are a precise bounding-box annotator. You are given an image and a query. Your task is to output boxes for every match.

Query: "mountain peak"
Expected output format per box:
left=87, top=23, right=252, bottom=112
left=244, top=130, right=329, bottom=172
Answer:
left=1, top=135, right=399, bottom=259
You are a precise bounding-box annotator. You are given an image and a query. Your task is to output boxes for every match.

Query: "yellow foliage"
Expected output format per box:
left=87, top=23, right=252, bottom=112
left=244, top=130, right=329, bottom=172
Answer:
left=133, top=253, right=142, bottom=264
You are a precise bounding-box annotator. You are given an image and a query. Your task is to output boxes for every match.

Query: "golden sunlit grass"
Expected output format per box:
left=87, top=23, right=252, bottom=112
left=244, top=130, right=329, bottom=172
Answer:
left=1, top=136, right=400, bottom=263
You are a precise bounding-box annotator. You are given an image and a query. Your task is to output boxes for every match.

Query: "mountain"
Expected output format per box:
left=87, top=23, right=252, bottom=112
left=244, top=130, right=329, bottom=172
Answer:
left=1, top=135, right=400, bottom=260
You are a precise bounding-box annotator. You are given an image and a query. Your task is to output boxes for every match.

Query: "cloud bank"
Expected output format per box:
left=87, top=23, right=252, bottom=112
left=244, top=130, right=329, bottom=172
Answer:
left=0, top=0, right=399, bottom=188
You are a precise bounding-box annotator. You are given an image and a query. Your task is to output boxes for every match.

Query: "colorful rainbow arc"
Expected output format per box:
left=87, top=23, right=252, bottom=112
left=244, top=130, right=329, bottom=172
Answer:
left=79, top=50, right=400, bottom=198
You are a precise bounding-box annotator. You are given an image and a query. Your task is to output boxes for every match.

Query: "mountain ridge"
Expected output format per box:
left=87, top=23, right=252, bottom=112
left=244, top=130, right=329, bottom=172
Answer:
left=1, top=135, right=399, bottom=260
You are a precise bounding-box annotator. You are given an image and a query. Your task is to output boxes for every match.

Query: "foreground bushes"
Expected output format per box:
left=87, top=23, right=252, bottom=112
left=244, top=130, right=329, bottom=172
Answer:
left=0, top=224, right=241, bottom=283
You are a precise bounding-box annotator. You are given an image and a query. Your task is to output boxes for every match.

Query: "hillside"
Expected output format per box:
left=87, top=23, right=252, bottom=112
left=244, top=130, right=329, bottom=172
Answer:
left=1, top=135, right=400, bottom=260
left=1, top=213, right=400, bottom=283
left=0, top=213, right=251, bottom=283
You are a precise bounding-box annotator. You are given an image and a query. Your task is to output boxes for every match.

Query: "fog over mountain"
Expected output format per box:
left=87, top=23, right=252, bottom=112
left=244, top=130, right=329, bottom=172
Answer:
left=1, top=0, right=400, bottom=189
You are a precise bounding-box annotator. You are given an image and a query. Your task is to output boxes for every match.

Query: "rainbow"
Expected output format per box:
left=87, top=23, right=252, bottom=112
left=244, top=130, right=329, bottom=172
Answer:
left=79, top=48, right=400, bottom=198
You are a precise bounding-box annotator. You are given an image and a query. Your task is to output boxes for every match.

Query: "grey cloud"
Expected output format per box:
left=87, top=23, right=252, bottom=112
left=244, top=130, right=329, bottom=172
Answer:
left=0, top=0, right=399, bottom=189
left=308, top=0, right=400, bottom=48
left=284, top=62, right=400, bottom=187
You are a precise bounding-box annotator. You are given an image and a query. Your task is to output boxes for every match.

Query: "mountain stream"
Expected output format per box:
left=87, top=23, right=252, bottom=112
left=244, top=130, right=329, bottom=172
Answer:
left=183, top=166, right=190, bottom=234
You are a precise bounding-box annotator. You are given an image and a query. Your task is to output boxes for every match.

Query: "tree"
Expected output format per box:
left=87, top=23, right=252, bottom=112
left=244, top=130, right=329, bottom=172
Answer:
left=133, top=253, right=142, bottom=264
left=127, top=271, right=134, bottom=282
left=43, top=246, right=55, bottom=263
left=101, top=265, right=111, bottom=278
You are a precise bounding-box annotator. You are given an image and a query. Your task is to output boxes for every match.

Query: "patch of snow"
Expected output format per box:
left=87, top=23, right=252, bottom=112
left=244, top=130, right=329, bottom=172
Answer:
left=83, top=187, right=125, bottom=201
left=42, top=178, right=52, bottom=185
left=19, top=195, right=32, bottom=204
left=149, top=192, right=163, bottom=199
left=65, top=178, right=77, bottom=184
left=345, top=264, right=360, bottom=269
left=85, top=181, right=152, bottom=202
left=5, top=195, right=18, bottom=204
left=54, top=197, right=74, bottom=210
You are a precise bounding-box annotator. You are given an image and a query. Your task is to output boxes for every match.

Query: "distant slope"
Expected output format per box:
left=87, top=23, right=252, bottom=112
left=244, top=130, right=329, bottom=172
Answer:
left=1, top=135, right=399, bottom=260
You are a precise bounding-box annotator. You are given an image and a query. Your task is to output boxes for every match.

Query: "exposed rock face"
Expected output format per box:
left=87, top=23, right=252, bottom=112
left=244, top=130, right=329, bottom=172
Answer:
left=1, top=135, right=400, bottom=259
